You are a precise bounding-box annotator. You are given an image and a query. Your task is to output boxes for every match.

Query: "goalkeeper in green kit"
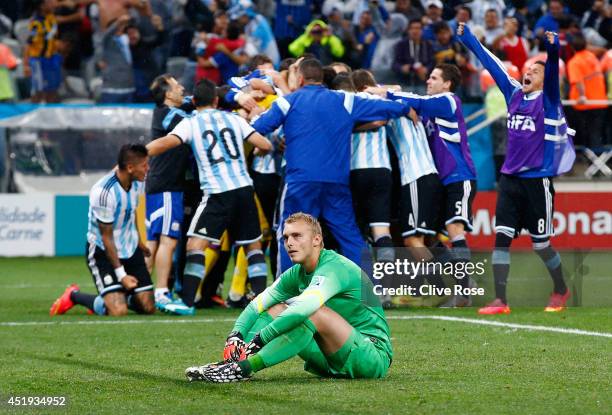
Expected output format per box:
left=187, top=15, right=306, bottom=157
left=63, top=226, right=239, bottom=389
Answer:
left=186, top=212, right=393, bottom=382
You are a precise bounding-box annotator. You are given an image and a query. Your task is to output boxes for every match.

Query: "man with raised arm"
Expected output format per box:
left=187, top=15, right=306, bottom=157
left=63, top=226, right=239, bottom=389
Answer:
left=457, top=22, right=575, bottom=314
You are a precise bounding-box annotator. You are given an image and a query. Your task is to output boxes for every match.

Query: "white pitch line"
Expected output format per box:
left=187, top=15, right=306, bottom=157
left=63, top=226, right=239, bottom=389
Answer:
left=0, top=315, right=610, bottom=339
left=387, top=315, right=612, bottom=339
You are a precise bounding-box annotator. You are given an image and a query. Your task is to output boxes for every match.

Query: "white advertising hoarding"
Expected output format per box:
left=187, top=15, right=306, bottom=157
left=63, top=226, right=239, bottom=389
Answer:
left=0, top=194, right=55, bottom=256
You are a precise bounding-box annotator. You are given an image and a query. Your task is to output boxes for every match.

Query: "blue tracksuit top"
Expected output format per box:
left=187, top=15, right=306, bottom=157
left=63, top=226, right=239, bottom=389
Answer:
left=252, top=84, right=409, bottom=185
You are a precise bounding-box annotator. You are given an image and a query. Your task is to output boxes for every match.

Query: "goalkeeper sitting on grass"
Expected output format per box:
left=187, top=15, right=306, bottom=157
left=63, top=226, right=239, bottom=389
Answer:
left=186, top=212, right=393, bottom=382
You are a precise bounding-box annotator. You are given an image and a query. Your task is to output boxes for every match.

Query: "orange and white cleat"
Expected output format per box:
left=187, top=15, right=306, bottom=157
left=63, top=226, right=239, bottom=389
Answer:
left=49, top=284, right=80, bottom=316
left=478, top=298, right=511, bottom=315
left=544, top=289, right=570, bottom=312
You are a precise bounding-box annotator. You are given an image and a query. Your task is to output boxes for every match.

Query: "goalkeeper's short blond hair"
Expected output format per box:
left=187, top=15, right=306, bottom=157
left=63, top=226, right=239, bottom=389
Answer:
left=284, top=212, right=324, bottom=247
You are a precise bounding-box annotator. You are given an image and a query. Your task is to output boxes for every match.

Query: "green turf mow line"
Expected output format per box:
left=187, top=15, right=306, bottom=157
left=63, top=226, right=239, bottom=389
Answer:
left=1, top=315, right=611, bottom=338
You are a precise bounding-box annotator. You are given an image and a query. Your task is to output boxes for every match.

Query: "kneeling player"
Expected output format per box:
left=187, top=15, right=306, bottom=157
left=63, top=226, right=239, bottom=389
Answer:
left=50, top=145, right=155, bottom=316
left=185, top=213, right=393, bottom=382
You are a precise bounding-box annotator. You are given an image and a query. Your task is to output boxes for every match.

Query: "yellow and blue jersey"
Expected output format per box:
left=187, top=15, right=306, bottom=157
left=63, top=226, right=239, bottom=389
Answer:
left=27, top=13, right=59, bottom=59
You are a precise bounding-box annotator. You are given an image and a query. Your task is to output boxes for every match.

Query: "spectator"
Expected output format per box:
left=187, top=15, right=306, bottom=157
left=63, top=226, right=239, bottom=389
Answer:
left=289, top=20, right=344, bottom=65
left=494, top=17, right=530, bottom=70
left=325, top=6, right=358, bottom=62
left=432, top=21, right=476, bottom=98
left=392, top=18, right=434, bottom=92
left=394, top=0, right=423, bottom=21
left=229, top=0, right=279, bottom=67
left=0, top=42, right=18, bottom=101
left=274, top=0, right=312, bottom=58
left=483, top=8, right=505, bottom=46
left=567, top=33, right=607, bottom=148
left=506, top=0, right=531, bottom=38
left=196, top=20, right=246, bottom=85
left=580, top=0, right=612, bottom=45
left=422, top=0, right=443, bottom=41
left=97, top=0, right=151, bottom=30
left=431, top=21, right=467, bottom=66
left=128, top=14, right=166, bottom=102
left=601, top=49, right=612, bottom=144
left=469, top=0, right=506, bottom=28
left=534, top=0, right=565, bottom=39
left=371, top=13, right=408, bottom=74
left=354, top=10, right=381, bottom=69
left=24, top=0, right=62, bottom=103
left=54, top=0, right=86, bottom=76
left=97, top=14, right=135, bottom=103
left=350, top=0, right=391, bottom=28
left=448, top=5, right=473, bottom=35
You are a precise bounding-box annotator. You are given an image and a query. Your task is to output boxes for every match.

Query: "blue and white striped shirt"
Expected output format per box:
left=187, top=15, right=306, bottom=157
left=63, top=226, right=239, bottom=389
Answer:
left=252, top=128, right=283, bottom=174
left=386, top=117, right=438, bottom=185
left=350, top=126, right=391, bottom=171
left=87, top=171, right=143, bottom=259
left=171, top=109, right=255, bottom=194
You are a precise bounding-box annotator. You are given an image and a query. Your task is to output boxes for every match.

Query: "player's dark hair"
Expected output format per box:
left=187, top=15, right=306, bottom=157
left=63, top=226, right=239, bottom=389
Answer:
left=323, top=66, right=337, bottom=88
left=193, top=79, right=218, bottom=107
left=215, top=85, right=237, bottom=110
left=534, top=60, right=546, bottom=67
left=300, top=52, right=317, bottom=61
left=118, top=144, right=148, bottom=170
left=150, top=74, right=174, bottom=106
left=280, top=57, right=296, bottom=72
left=299, top=58, right=324, bottom=83
left=350, top=69, right=376, bottom=92
left=330, top=73, right=355, bottom=92
left=248, top=54, right=273, bottom=72
left=485, top=8, right=498, bottom=16
left=434, top=63, right=462, bottom=92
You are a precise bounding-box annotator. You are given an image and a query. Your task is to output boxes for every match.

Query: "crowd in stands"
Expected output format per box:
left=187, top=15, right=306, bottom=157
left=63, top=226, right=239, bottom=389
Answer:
left=0, top=0, right=611, bottom=147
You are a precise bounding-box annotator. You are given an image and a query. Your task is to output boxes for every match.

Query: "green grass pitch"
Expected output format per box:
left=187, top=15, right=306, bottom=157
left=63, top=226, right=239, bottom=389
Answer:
left=0, top=256, right=610, bottom=415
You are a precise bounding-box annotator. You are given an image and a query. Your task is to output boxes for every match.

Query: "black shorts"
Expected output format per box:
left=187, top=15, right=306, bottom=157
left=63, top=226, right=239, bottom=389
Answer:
left=442, top=179, right=477, bottom=231
left=399, top=173, right=443, bottom=237
left=252, top=171, right=281, bottom=230
left=86, top=242, right=153, bottom=297
left=187, top=185, right=262, bottom=245
left=350, top=168, right=392, bottom=228
left=495, top=175, right=555, bottom=240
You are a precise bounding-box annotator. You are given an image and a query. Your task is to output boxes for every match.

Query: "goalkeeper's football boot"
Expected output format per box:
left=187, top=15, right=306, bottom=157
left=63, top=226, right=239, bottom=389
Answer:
left=544, top=289, right=570, bottom=312
left=185, top=362, right=251, bottom=382
left=204, top=362, right=251, bottom=383
left=49, top=284, right=80, bottom=316
left=159, top=299, right=195, bottom=316
left=478, top=298, right=511, bottom=315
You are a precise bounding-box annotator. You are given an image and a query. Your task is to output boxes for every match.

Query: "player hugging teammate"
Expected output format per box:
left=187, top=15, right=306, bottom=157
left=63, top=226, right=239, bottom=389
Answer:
left=51, top=41, right=575, bottom=321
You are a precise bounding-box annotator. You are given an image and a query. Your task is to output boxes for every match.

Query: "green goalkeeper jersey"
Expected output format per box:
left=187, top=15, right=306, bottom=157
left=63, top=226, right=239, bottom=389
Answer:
left=232, top=249, right=393, bottom=361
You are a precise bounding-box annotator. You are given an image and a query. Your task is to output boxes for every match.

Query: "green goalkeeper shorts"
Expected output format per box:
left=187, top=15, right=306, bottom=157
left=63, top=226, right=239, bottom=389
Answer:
left=300, top=328, right=391, bottom=379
